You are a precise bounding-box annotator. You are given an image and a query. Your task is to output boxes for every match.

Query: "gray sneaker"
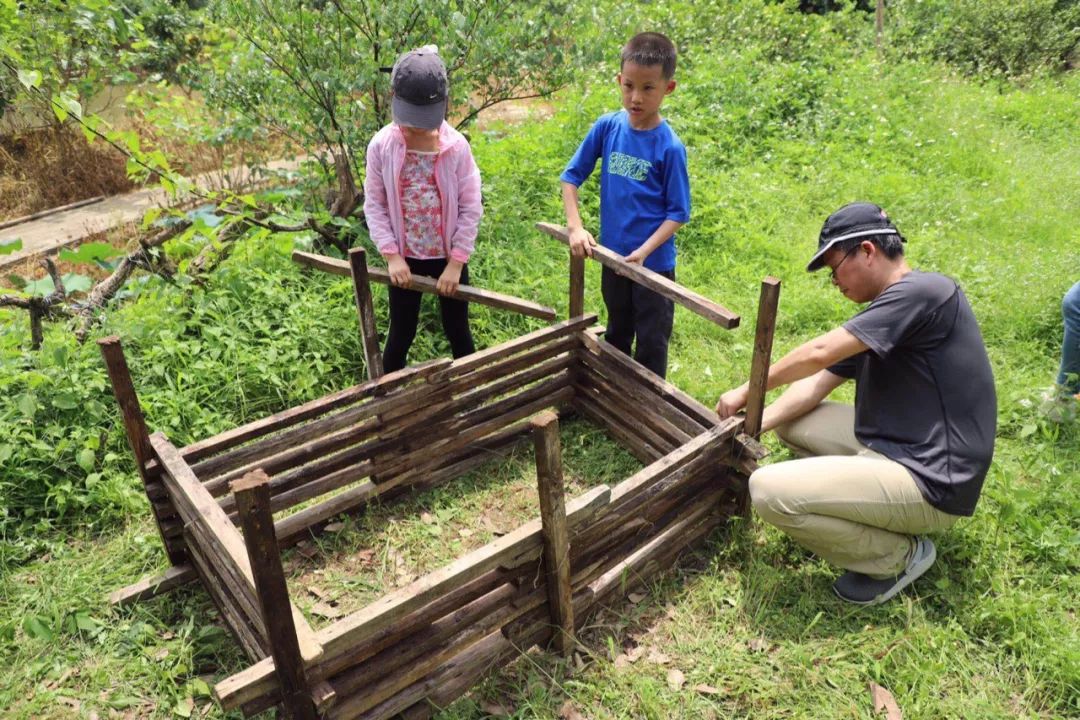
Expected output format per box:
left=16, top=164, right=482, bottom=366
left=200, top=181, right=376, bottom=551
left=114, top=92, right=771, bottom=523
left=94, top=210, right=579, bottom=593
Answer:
left=832, top=537, right=937, bottom=606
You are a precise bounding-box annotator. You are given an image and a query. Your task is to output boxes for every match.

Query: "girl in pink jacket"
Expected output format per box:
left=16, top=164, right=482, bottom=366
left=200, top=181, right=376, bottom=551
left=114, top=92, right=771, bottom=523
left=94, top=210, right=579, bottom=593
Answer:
left=363, top=46, right=483, bottom=371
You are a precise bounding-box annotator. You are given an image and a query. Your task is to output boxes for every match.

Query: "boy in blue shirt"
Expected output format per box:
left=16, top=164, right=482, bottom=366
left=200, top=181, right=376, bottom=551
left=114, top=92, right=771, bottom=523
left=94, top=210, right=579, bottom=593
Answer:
left=560, top=31, right=691, bottom=379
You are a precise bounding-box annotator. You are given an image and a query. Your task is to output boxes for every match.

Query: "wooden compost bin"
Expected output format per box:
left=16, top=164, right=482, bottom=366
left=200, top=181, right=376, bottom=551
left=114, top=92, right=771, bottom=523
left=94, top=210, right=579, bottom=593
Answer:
left=103, top=227, right=779, bottom=720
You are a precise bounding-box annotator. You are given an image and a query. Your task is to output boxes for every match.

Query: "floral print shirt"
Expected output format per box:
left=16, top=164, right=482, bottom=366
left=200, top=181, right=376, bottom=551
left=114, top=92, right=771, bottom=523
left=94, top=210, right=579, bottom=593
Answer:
left=400, top=150, right=444, bottom=259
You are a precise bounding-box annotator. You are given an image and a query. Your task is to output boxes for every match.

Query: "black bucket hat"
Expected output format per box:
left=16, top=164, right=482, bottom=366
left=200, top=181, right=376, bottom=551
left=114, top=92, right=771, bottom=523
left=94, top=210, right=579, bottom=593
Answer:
left=807, top=202, right=905, bottom=272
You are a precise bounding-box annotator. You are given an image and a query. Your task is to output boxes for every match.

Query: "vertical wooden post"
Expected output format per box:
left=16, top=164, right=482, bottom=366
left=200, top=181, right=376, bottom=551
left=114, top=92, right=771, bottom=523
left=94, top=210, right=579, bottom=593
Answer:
left=744, top=277, right=781, bottom=439
left=530, top=410, right=575, bottom=656
left=98, top=336, right=187, bottom=565
left=569, top=254, right=585, bottom=319
left=231, top=470, right=318, bottom=720
left=348, top=247, right=384, bottom=381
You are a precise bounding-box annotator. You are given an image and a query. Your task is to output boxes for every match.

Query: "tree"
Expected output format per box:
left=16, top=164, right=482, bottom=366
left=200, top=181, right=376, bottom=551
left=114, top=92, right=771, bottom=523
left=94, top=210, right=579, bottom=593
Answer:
left=196, top=0, right=597, bottom=224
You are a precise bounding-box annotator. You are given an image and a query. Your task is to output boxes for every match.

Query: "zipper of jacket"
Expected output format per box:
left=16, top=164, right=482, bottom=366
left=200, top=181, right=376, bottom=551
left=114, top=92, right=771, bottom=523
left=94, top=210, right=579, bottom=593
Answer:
left=395, top=127, right=407, bottom=257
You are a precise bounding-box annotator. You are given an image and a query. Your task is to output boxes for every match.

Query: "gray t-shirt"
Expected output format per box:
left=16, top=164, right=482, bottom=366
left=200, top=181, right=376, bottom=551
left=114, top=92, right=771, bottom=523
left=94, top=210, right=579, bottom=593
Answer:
left=828, top=271, right=996, bottom=516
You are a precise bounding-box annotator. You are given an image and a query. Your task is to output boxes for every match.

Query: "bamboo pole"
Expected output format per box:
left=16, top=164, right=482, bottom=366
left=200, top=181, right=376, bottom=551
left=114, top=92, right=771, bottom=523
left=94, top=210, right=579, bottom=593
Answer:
left=232, top=470, right=318, bottom=720
left=349, top=247, right=384, bottom=381
left=744, top=277, right=781, bottom=439
left=530, top=410, right=575, bottom=655
left=98, top=336, right=187, bottom=565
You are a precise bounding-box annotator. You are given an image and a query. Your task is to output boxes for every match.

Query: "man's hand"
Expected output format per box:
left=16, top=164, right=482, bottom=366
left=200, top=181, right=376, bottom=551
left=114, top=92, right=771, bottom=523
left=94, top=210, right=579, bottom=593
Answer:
left=436, top=260, right=463, bottom=296
left=716, top=384, right=749, bottom=418
left=568, top=226, right=596, bottom=258
left=387, top=254, right=411, bottom=287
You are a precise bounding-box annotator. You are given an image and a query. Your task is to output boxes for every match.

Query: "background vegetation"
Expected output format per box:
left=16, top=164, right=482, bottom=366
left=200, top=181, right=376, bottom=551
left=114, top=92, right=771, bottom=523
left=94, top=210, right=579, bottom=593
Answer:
left=1, top=0, right=1077, bottom=717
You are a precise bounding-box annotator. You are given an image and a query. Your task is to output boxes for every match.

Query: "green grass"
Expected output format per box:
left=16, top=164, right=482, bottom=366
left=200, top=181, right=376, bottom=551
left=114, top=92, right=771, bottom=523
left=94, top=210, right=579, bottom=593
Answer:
left=2, top=4, right=1079, bottom=718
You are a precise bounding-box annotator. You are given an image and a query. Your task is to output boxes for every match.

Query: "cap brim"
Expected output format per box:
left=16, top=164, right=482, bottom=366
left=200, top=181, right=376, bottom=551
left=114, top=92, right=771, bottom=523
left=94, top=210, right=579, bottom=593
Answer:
left=806, top=239, right=841, bottom=272
left=392, top=96, right=445, bottom=130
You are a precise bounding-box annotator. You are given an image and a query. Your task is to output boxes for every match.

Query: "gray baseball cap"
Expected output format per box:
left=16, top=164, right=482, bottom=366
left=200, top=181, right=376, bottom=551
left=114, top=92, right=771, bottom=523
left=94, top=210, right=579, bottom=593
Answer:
left=390, top=46, right=448, bottom=130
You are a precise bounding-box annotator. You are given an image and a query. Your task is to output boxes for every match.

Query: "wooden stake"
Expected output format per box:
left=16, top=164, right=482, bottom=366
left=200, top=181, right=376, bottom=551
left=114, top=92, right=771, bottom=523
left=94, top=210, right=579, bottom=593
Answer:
left=569, top=254, right=585, bottom=318
left=98, top=336, right=187, bottom=565
left=348, top=247, right=384, bottom=381
left=231, top=470, right=318, bottom=720
left=530, top=410, right=575, bottom=655
left=744, top=277, right=781, bottom=439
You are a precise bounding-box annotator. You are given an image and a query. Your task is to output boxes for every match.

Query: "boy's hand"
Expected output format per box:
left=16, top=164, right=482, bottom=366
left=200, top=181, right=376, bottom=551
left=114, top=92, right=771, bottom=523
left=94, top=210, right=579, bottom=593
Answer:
left=716, top=385, right=749, bottom=418
left=625, top=246, right=650, bottom=265
left=568, top=226, right=596, bottom=258
left=436, top=260, right=463, bottom=296
left=387, top=254, right=412, bottom=287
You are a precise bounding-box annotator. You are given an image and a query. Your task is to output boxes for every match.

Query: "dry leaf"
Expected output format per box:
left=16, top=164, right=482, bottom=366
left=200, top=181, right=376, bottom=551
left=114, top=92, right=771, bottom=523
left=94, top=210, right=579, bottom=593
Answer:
left=152, top=647, right=169, bottom=661
left=614, top=653, right=631, bottom=668
left=296, top=542, right=319, bottom=559
left=625, top=645, right=646, bottom=663
left=458, top=528, right=473, bottom=538
left=694, top=684, right=724, bottom=695
left=306, top=585, right=329, bottom=600
left=747, top=638, right=769, bottom=653
left=869, top=682, right=903, bottom=720
left=355, top=549, right=376, bottom=566
left=420, top=512, right=435, bottom=525
left=480, top=700, right=513, bottom=717
left=666, top=668, right=686, bottom=691
left=324, top=522, right=346, bottom=533
left=574, top=651, right=587, bottom=672
left=646, top=648, right=671, bottom=665
left=628, top=592, right=646, bottom=604
left=558, top=700, right=586, bottom=720
left=311, top=602, right=343, bottom=619
left=160, top=630, right=175, bottom=640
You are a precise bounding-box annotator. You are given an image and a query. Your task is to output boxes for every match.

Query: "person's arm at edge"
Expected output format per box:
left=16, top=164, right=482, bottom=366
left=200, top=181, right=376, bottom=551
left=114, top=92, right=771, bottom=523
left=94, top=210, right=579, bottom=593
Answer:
left=716, top=326, right=868, bottom=417
left=562, top=181, right=597, bottom=258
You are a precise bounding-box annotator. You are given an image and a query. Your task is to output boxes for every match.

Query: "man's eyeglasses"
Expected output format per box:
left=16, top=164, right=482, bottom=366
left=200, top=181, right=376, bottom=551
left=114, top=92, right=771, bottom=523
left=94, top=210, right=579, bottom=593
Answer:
left=829, top=246, right=859, bottom=283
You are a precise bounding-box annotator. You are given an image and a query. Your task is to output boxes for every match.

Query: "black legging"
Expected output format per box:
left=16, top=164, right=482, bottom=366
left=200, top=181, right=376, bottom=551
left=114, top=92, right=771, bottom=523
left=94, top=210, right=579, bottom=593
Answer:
left=383, top=257, right=475, bottom=372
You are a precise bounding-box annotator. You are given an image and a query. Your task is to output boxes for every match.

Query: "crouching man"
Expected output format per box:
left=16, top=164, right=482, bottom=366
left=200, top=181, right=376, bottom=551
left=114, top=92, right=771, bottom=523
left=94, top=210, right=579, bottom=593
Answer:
left=718, top=202, right=996, bottom=605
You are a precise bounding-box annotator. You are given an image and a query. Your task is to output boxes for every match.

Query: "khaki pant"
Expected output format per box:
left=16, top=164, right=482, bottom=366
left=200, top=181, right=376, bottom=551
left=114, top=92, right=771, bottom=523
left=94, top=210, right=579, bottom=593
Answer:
left=749, top=402, right=958, bottom=578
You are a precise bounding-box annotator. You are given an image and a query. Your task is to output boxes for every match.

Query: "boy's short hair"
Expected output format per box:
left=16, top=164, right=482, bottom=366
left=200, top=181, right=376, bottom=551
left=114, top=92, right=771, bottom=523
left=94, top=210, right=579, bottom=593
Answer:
left=621, top=32, right=677, bottom=79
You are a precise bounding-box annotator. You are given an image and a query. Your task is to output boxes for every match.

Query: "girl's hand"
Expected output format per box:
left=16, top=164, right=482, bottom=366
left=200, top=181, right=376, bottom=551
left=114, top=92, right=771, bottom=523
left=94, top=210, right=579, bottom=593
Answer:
left=568, top=226, right=596, bottom=258
left=387, top=255, right=412, bottom=287
left=436, top=260, right=463, bottom=296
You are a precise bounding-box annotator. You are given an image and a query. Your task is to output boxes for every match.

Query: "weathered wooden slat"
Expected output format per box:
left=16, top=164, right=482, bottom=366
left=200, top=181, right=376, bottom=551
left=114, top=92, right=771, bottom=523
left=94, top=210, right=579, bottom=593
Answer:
left=232, top=471, right=318, bottom=720
left=572, top=394, right=661, bottom=464
left=178, top=359, right=451, bottom=466
left=536, top=223, right=740, bottom=329
left=214, top=485, right=611, bottom=711
left=108, top=564, right=197, bottom=607
left=293, top=250, right=558, bottom=321
left=575, top=370, right=689, bottom=450
left=349, top=247, right=384, bottom=381
left=744, top=276, right=782, bottom=438
left=437, top=314, right=596, bottom=379
left=575, top=381, right=676, bottom=458
left=531, top=411, right=574, bottom=655
left=150, top=434, right=324, bottom=665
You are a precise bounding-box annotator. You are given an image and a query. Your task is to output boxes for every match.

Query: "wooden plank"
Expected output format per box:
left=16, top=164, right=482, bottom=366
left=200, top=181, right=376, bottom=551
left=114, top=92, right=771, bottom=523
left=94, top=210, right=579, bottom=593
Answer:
left=744, top=276, right=781, bottom=438
left=294, top=250, right=557, bottom=321
left=575, top=369, right=689, bottom=450
left=536, top=222, right=740, bottom=329
left=232, top=471, right=318, bottom=720
left=98, top=336, right=187, bottom=565
left=569, top=254, right=585, bottom=318
left=108, top=564, right=197, bottom=607
left=349, top=247, right=384, bottom=381
left=438, top=314, right=596, bottom=379
left=214, top=485, right=611, bottom=711
left=178, top=358, right=451, bottom=465
left=572, top=395, right=661, bottom=464
left=531, top=411, right=574, bottom=655
left=149, top=434, right=324, bottom=665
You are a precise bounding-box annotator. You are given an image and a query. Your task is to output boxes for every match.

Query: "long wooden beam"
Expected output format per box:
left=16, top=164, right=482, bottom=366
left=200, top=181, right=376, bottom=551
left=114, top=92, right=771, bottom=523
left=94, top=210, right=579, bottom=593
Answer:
left=535, top=222, right=740, bottom=329
left=293, top=250, right=557, bottom=321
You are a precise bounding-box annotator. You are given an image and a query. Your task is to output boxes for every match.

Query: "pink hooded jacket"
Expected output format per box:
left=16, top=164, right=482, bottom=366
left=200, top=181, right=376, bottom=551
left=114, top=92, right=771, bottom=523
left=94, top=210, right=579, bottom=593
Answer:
left=363, top=121, right=483, bottom=263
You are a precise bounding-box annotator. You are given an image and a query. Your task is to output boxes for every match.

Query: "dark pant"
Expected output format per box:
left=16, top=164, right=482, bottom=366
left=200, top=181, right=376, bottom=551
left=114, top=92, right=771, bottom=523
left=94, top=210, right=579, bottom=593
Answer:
left=383, top=257, right=475, bottom=372
left=600, top=265, right=675, bottom=378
